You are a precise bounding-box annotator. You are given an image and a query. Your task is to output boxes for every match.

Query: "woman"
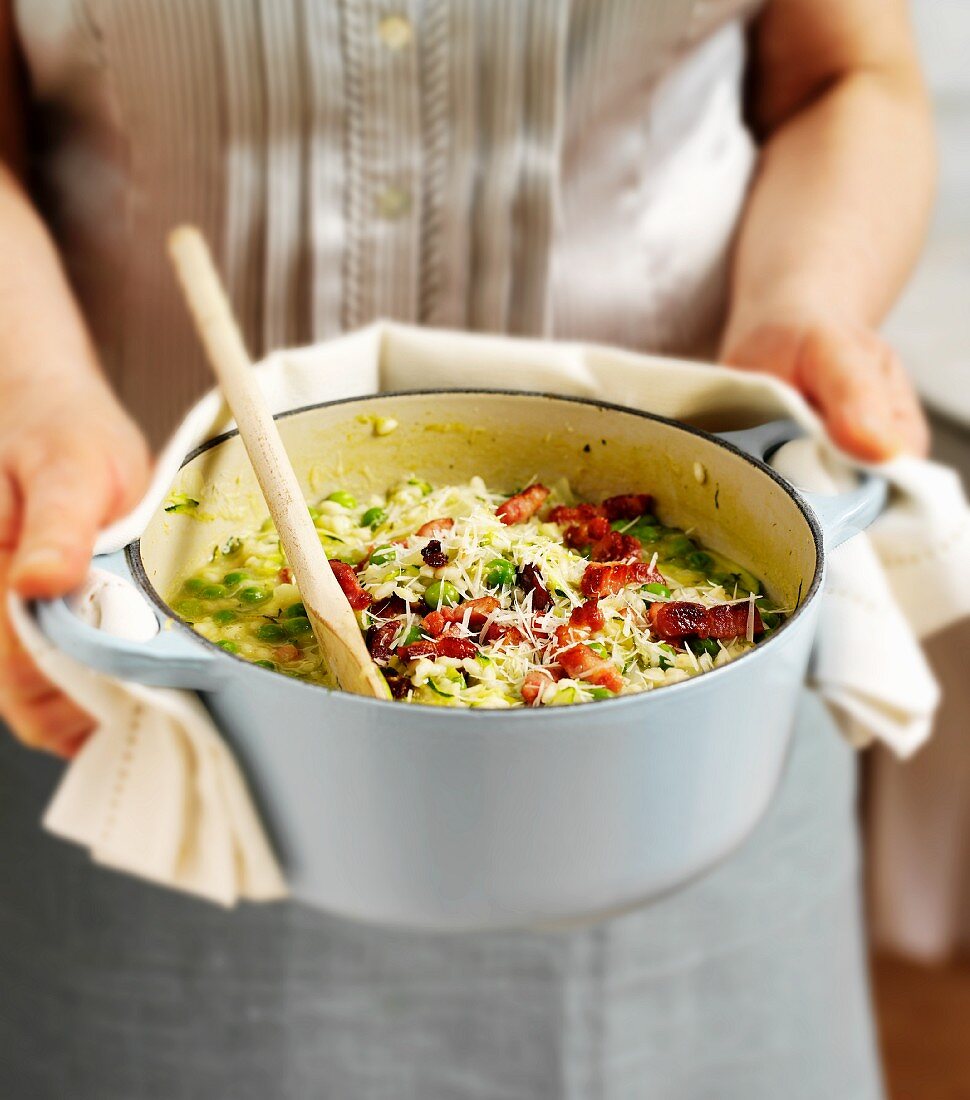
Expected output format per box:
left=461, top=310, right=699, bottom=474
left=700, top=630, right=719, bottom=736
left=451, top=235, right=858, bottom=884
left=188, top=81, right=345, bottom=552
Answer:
left=0, top=1, right=933, bottom=1096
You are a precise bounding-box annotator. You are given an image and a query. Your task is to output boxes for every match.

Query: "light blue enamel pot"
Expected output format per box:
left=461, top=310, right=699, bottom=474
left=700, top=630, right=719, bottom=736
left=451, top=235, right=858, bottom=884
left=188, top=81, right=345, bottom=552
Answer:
left=31, top=392, right=884, bottom=930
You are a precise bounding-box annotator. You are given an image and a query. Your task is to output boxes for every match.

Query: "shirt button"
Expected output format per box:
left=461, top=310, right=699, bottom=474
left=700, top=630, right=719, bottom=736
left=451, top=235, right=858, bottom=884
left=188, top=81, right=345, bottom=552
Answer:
left=378, top=15, right=413, bottom=50
left=377, top=186, right=412, bottom=220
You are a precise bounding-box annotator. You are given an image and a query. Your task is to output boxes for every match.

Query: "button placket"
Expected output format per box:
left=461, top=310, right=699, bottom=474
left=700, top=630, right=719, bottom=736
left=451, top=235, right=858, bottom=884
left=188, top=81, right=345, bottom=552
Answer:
left=342, top=0, right=423, bottom=328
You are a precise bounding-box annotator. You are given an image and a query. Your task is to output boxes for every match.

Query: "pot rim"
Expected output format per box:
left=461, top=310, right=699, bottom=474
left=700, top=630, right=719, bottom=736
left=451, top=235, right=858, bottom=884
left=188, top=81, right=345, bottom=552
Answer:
left=127, top=388, right=824, bottom=718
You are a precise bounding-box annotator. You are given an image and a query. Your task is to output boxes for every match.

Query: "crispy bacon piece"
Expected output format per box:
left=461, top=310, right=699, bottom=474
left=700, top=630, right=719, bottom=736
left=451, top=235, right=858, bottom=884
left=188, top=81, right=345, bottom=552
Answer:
left=518, top=563, right=552, bottom=611
left=397, top=635, right=478, bottom=662
left=278, top=566, right=293, bottom=584
left=423, top=596, right=502, bottom=637
left=370, top=595, right=410, bottom=620
left=548, top=502, right=605, bottom=526
left=570, top=600, right=606, bottom=633
left=422, top=610, right=448, bottom=637
left=703, top=602, right=764, bottom=639
left=589, top=530, right=642, bottom=563
left=485, top=623, right=525, bottom=647
left=328, top=559, right=372, bottom=610
left=521, top=668, right=564, bottom=706
left=648, top=600, right=763, bottom=641
left=421, top=539, right=449, bottom=568
left=563, top=514, right=611, bottom=549
left=551, top=494, right=652, bottom=525
left=367, top=620, right=402, bottom=666
left=416, top=517, right=455, bottom=537
left=554, top=600, right=605, bottom=648
left=581, top=560, right=664, bottom=599
left=602, top=494, right=654, bottom=520
left=555, top=497, right=651, bottom=558
left=647, top=601, right=706, bottom=640
left=558, top=644, right=623, bottom=693
left=496, top=484, right=550, bottom=526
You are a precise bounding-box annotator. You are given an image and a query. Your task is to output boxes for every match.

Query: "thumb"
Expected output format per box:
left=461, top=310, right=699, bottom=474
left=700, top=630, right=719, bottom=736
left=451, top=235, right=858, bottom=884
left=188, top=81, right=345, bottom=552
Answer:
left=10, top=444, right=119, bottom=599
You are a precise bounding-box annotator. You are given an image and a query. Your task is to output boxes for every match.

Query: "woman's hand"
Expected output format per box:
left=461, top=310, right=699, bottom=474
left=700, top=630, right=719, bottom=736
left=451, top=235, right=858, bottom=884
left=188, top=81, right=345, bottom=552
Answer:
left=721, top=313, right=930, bottom=461
left=0, top=27, right=151, bottom=758
left=0, top=379, right=150, bottom=757
left=722, top=0, right=934, bottom=462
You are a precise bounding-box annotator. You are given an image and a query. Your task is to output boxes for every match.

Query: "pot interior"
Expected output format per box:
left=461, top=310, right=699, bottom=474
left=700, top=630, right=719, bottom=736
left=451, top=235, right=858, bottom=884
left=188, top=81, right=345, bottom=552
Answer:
left=138, top=392, right=819, bottom=616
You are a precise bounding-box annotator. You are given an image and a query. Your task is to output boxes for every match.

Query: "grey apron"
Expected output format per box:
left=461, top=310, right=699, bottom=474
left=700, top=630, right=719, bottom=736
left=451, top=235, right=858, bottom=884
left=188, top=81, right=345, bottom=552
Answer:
left=0, top=692, right=883, bottom=1099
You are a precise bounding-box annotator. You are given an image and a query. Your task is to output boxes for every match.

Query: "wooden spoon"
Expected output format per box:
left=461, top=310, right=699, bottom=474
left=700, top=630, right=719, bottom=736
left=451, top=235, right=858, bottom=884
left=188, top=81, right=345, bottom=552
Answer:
left=168, top=226, right=389, bottom=699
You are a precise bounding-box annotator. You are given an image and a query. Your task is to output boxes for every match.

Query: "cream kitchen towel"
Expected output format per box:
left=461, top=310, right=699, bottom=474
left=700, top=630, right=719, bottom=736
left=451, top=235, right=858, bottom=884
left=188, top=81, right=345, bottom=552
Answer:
left=8, top=574, right=287, bottom=906
left=11, top=322, right=969, bottom=902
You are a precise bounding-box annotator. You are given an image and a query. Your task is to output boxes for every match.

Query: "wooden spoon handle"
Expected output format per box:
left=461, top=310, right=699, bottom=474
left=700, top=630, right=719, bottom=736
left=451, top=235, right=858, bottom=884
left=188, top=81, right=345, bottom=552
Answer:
left=168, top=226, right=388, bottom=699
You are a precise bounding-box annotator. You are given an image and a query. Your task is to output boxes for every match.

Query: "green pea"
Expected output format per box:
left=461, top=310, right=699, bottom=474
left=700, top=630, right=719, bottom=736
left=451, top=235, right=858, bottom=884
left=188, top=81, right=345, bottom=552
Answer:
left=587, top=641, right=608, bottom=658
left=425, top=580, right=460, bottom=608
left=212, top=609, right=237, bottom=625
left=255, top=659, right=276, bottom=671
left=182, top=577, right=207, bottom=594
left=632, top=524, right=662, bottom=543
left=282, top=602, right=307, bottom=619
left=694, top=637, right=720, bottom=658
left=399, top=624, right=424, bottom=646
left=408, top=478, right=433, bottom=495
left=283, top=617, right=312, bottom=638
left=216, top=640, right=240, bottom=654
left=174, top=598, right=203, bottom=620
left=664, top=534, right=695, bottom=557
left=238, top=586, right=269, bottom=604
left=199, top=583, right=227, bottom=599
left=255, top=623, right=287, bottom=642
left=371, top=544, right=396, bottom=566
left=686, top=551, right=713, bottom=571
left=223, top=571, right=249, bottom=588
left=588, top=687, right=613, bottom=700
left=326, top=490, right=357, bottom=509
left=484, top=558, right=515, bottom=589
left=643, top=582, right=671, bottom=598
left=361, top=507, right=386, bottom=529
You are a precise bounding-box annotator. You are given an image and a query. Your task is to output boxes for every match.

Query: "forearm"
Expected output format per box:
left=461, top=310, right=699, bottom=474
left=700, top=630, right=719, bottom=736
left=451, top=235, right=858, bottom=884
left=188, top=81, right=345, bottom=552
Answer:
left=0, top=163, right=110, bottom=399
left=723, top=63, right=935, bottom=349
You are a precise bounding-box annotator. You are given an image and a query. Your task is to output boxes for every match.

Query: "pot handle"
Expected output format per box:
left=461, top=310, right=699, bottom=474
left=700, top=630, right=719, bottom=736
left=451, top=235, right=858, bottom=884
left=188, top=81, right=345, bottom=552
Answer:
left=30, top=549, right=223, bottom=690
left=717, top=419, right=888, bottom=550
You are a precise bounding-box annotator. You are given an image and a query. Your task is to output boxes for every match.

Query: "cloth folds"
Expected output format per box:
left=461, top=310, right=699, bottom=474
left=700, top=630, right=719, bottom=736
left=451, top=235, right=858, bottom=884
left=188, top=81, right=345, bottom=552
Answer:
left=10, top=322, right=970, bottom=904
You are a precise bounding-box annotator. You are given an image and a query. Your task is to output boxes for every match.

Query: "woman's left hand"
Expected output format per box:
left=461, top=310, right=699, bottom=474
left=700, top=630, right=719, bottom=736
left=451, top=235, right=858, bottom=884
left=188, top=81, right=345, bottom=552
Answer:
left=721, top=315, right=930, bottom=462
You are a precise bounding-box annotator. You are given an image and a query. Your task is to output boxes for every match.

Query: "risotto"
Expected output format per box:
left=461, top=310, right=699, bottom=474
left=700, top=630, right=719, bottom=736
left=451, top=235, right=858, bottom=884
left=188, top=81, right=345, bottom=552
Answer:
left=169, top=477, right=782, bottom=707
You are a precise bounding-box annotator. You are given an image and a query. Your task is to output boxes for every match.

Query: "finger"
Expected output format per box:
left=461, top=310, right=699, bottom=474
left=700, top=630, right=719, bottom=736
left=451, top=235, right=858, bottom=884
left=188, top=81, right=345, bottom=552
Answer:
left=0, top=551, right=95, bottom=755
left=5, top=692, right=95, bottom=757
left=0, top=470, right=18, bottom=551
left=9, top=442, right=116, bottom=598
left=883, top=351, right=931, bottom=458
left=107, top=431, right=152, bottom=517
left=891, top=401, right=931, bottom=458
left=795, top=331, right=901, bottom=462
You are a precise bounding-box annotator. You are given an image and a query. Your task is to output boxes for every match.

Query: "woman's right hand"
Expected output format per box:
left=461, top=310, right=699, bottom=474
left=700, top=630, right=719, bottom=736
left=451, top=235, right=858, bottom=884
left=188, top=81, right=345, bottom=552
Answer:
left=0, top=378, right=150, bottom=757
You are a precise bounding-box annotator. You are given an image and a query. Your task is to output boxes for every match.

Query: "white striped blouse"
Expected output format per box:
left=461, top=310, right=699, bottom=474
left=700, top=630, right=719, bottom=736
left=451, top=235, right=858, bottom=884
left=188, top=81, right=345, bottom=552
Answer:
left=16, top=0, right=760, bottom=443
